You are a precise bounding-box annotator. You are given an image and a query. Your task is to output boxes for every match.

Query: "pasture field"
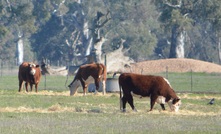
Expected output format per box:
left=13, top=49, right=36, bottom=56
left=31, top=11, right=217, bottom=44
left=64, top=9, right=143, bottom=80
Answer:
left=0, top=73, right=221, bottom=133
left=0, top=90, right=221, bottom=134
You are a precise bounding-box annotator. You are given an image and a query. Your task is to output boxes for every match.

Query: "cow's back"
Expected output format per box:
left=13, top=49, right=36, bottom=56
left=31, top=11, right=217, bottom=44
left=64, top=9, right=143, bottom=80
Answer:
left=18, top=62, right=30, bottom=81
left=119, top=73, right=172, bottom=96
left=76, top=63, right=106, bottom=80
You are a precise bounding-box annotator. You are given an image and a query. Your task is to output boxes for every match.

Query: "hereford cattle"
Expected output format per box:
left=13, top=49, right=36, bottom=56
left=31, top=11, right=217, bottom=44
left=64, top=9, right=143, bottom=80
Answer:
left=68, top=63, right=107, bottom=96
left=119, top=73, right=181, bottom=112
left=18, top=62, right=41, bottom=92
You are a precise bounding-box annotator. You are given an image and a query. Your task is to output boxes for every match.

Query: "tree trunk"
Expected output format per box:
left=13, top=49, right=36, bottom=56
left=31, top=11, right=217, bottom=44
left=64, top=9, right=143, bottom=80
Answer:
left=169, top=25, right=185, bottom=58
left=86, top=11, right=110, bottom=63
left=17, top=38, right=24, bottom=65
left=218, top=37, right=221, bottom=64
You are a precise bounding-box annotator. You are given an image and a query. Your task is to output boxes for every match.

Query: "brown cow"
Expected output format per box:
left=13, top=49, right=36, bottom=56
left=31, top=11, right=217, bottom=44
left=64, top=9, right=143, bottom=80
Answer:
left=68, top=63, right=107, bottom=96
left=18, top=62, right=41, bottom=92
left=119, top=73, right=181, bottom=112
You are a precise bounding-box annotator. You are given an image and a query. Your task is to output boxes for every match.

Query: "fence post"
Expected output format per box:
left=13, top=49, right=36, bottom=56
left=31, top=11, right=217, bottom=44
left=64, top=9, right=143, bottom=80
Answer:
left=44, top=74, right=46, bottom=90
left=1, top=60, right=3, bottom=77
left=166, top=66, right=168, bottom=79
left=190, top=69, right=193, bottom=92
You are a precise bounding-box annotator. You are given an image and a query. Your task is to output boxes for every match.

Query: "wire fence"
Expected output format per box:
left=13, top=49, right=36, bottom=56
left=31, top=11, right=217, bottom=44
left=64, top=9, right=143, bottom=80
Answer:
left=0, top=65, right=221, bottom=93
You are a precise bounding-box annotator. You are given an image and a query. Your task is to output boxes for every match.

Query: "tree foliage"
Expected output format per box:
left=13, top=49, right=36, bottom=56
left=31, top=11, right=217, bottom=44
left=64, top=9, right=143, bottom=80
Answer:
left=152, top=0, right=221, bottom=62
left=1, top=0, right=221, bottom=65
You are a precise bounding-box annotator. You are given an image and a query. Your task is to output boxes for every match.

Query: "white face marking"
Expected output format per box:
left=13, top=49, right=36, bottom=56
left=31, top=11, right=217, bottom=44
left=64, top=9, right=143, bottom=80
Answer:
left=69, top=80, right=81, bottom=96
left=168, top=99, right=181, bottom=112
left=29, top=63, right=36, bottom=67
left=30, top=68, right=36, bottom=75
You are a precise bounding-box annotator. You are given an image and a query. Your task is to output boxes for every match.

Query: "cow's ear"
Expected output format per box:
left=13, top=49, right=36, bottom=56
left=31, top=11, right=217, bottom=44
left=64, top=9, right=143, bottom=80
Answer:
left=172, top=98, right=180, bottom=104
left=36, top=65, right=40, bottom=68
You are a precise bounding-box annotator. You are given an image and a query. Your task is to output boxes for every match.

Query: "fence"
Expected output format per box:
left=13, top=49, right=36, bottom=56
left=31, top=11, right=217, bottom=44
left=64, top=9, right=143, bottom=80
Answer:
left=0, top=65, right=221, bottom=93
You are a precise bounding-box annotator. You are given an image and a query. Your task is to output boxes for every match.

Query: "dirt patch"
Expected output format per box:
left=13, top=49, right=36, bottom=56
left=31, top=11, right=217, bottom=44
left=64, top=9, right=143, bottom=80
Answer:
left=126, top=58, right=221, bottom=74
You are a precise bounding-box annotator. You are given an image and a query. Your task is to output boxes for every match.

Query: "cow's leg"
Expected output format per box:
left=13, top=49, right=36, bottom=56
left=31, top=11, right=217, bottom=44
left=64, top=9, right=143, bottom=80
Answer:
left=80, top=80, right=87, bottom=95
left=94, top=79, right=100, bottom=94
left=19, top=80, right=23, bottom=92
left=150, top=95, right=158, bottom=111
left=30, top=84, right=33, bottom=92
left=127, top=94, right=137, bottom=112
left=35, top=84, right=38, bottom=93
left=160, top=104, right=166, bottom=110
left=25, top=82, right=29, bottom=92
left=102, top=80, right=106, bottom=95
left=122, top=96, right=127, bottom=112
left=83, top=84, right=88, bottom=95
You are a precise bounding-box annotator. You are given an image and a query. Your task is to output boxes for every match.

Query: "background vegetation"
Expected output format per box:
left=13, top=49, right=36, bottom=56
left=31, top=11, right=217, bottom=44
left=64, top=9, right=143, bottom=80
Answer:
left=1, top=0, right=221, bottom=65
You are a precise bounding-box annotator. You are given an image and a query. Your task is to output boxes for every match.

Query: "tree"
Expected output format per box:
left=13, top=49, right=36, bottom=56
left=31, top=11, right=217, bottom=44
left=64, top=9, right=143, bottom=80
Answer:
left=152, top=0, right=192, bottom=58
left=102, top=0, right=159, bottom=61
left=0, top=0, right=37, bottom=63
left=153, top=0, right=221, bottom=63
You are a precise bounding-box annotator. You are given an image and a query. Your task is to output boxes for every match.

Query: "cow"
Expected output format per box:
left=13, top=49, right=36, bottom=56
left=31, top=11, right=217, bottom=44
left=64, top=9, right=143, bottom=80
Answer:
left=119, top=73, right=181, bottom=112
left=18, top=62, right=41, bottom=92
left=68, top=63, right=107, bottom=96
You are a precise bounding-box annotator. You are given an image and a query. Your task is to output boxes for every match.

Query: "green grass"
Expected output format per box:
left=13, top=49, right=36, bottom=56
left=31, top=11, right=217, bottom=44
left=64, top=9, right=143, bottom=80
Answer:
left=154, top=72, right=221, bottom=93
left=1, top=112, right=220, bottom=134
left=1, top=72, right=221, bottom=93
left=0, top=75, right=71, bottom=91
left=0, top=73, right=221, bottom=133
left=0, top=90, right=221, bottom=133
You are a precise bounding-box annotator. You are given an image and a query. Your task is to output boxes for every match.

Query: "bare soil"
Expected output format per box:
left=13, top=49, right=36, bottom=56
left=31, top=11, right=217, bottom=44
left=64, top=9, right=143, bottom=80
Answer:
left=126, top=58, right=221, bottom=74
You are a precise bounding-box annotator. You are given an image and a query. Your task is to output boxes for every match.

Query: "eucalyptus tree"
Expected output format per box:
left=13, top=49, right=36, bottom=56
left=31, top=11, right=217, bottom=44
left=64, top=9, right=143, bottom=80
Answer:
left=0, top=0, right=36, bottom=63
left=31, top=0, right=111, bottom=65
left=102, top=0, right=159, bottom=61
left=152, top=0, right=192, bottom=58
left=191, top=0, right=221, bottom=63
left=152, top=0, right=221, bottom=63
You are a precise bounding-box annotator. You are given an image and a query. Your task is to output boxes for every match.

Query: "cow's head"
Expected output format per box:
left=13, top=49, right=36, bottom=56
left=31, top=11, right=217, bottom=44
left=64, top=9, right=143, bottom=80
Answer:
left=28, top=63, right=40, bottom=83
left=168, top=98, right=181, bottom=112
left=68, top=79, right=81, bottom=96
left=29, top=63, right=39, bottom=75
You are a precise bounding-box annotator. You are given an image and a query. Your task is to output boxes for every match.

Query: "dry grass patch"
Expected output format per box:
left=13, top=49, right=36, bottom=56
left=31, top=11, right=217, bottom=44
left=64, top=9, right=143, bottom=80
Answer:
left=2, top=91, right=221, bottom=117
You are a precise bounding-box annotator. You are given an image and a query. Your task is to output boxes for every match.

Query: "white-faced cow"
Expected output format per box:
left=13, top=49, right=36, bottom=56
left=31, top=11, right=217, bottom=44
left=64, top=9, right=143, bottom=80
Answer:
left=18, top=62, right=41, bottom=92
left=68, top=63, right=107, bottom=96
left=119, top=73, right=181, bottom=112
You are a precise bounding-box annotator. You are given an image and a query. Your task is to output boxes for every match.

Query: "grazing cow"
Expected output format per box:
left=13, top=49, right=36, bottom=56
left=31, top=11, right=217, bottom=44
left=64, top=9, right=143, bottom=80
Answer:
left=18, top=62, right=41, bottom=92
left=68, top=63, right=107, bottom=96
left=119, top=73, right=181, bottom=112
